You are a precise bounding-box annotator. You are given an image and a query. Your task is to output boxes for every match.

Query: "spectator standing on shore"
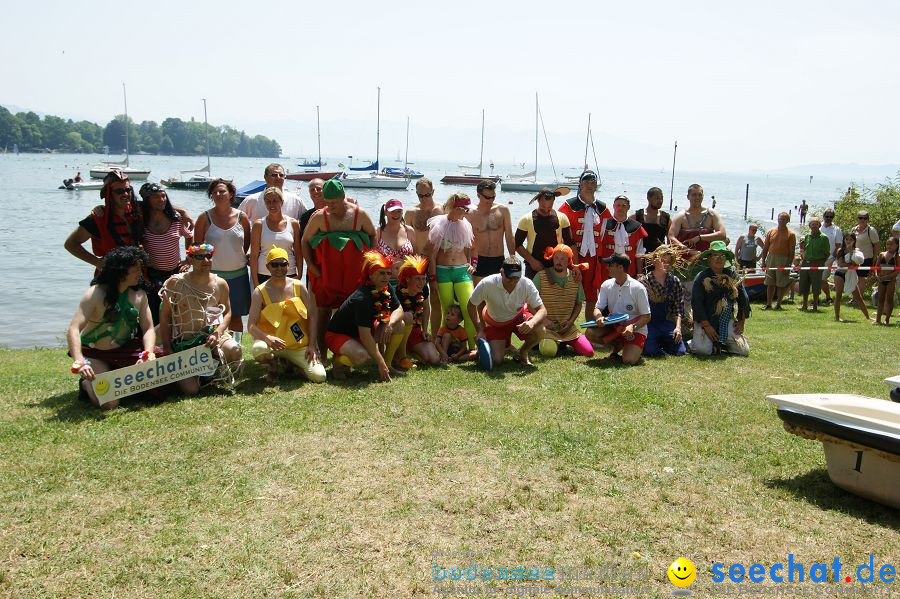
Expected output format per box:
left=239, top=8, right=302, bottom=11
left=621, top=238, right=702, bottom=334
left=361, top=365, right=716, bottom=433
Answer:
left=799, top=200, right=809, bottom=225
left=798, top=217, right=830, bottom=311
left=832, top=233, right=870, bottom=322
left=760, top=211, right=796, bottom=310
left=874, top=236, right=898, bottom=325
left=852, top=210, right=880, bottom=297
left=735, top=224, right=764, bottom=269
left=820, top=209, right=843, bottom=305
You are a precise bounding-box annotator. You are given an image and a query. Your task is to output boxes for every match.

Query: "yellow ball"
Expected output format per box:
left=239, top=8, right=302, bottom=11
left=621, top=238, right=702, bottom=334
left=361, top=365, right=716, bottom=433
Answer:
left=539, top=338, right=558, bottom=357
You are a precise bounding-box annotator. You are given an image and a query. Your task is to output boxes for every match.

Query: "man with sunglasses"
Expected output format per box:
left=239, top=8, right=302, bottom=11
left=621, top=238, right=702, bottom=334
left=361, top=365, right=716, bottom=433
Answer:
left=65, top=169, right=144, bottom=271
left=238, top=163, right=307, bottom=222
left=405, top=177, right=444, bottom=334
left=159, top=244, right=243, bottom=395
left=467, top=179, right=514, bottom=285
left=247, top=247, right=326, bottom=383
left=515, top=186, right=574, bottom=278
left=558, top=170, right=612, bottom=321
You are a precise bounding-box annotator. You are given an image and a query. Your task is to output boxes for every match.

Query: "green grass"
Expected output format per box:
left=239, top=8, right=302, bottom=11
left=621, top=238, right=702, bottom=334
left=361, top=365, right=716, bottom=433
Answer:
left=1, top=303, right=898, bottom=598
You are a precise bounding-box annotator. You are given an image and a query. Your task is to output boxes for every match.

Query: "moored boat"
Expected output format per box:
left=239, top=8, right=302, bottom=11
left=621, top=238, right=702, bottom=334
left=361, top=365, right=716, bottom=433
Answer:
left=440, top=174, right=501, bottom=185
left=285, top=170, right=343, bottom=182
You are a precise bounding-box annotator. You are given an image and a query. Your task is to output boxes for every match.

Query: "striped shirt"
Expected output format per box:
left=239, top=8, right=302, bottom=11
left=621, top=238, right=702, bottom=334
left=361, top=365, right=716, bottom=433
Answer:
left=143, top=219, right=191, bottom=270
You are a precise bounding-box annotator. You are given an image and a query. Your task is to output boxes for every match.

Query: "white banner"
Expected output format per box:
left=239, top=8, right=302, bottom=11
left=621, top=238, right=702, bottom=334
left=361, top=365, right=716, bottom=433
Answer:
left=91, top=346, right=218, bottom=404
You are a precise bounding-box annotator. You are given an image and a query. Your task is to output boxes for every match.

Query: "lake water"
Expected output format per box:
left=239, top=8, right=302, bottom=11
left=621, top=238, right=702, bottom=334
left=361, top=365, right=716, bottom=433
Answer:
left=0, top=152, right=855, bottom=349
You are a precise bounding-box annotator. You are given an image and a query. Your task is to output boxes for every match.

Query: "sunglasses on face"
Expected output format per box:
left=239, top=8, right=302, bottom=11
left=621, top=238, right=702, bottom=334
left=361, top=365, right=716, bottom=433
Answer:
left=858, top=216, right=868, bottom=220
left=267, top=172, right=286, bottom=178
left=269, top=261, right=290, bottom=268
left=480, top=193, right=496, bottom=200
left=191, top=254, right=213, bottom=261
left=416, top=191, right=433, bottom=198
left=111, top=187, right=134, bottom=196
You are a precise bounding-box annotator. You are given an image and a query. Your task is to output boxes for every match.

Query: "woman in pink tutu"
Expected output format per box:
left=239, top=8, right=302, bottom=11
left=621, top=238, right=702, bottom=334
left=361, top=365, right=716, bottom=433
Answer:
left=428, top=192, right=476, bottom=350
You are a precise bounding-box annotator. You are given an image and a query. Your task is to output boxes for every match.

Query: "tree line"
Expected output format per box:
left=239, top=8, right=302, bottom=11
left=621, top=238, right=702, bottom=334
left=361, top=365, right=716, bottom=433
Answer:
left=0, top=106, right=281, bottom=158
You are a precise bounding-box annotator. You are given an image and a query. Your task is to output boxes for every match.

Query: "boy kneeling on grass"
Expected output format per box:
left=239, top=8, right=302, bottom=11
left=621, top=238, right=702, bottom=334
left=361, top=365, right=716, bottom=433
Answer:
left=324, top=251, right=406, bottom=382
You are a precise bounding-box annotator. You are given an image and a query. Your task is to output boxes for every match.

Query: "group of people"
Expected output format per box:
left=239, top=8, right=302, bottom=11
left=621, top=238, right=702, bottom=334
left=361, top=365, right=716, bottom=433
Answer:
left=732, top=207, right=898, bottom=324
left=63, top=163, right=893, bottom=409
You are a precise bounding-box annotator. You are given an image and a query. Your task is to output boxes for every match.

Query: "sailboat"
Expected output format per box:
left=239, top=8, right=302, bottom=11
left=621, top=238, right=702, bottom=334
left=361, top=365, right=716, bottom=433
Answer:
left=162, top=99, right=221, bottom=190
left=382, top=116, right=423, bottom=179
left=441, top=109, right=500, bottom=185
left=286, top=105, right=343, bottom=181
left=501, top=93, right=567, bottom=192
left=342, top=88, right=410, bottom=190
left=89, top=83, right=151, bottom=181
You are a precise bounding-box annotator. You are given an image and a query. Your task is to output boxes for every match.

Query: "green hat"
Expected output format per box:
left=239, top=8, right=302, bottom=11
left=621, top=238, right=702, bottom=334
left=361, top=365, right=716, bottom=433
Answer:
left=322, top=178, right=345, bottom=200
left=699, top=240, right=735, bottom=263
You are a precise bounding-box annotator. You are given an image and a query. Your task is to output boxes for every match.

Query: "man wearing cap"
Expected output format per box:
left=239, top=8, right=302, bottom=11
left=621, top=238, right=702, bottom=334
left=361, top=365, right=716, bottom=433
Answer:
left=532, top=244, right=594, bottom=358
left=247, top=246, right=326, bottom=383
left=467, top=179, right=515, bottom=285
left=558, top=170, right=612, bottom=320
left=406, top=177, right=444, bottom=335
left=239, top=163, right=307, bottom=222
left=467, top=256, right=547, bottom=367
left=159, top=243, right=244, bottom=394
left=632, top=187, right=670, bottom=253
left=759, top=211, right=796, bottom=310
left=301, top=178, right=376, bottom=358
left=65, top=170, right=145, bottom=271
left=585, top=254, right=651, bottom=366
left=515, top=187, right=575, bottom=278
left=599, top=195, right=648, bottom=281
left=688, top=241, right=750, bottom=356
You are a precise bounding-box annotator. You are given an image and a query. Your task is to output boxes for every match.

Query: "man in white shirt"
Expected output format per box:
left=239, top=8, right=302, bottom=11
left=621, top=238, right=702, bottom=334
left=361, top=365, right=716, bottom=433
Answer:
left=467, top=256, right=547, bottom=367
left=820, top=209, right=842, bottom=304
left=586, top=254, right=651, bottom=365
left=238, top=163, right=307, bottom=222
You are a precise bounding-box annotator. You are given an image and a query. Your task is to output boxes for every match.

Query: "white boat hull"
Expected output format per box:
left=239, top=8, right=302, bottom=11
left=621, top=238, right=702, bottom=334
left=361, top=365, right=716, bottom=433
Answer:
left=767, top=393, right=900, bottom=508
left=341, top=175, right=410, bottom=190
left=89, top=167, right=151, bottom=181
left=500, top=180, right=570, bottom=193
left=62, top=181, right=104, bottom=191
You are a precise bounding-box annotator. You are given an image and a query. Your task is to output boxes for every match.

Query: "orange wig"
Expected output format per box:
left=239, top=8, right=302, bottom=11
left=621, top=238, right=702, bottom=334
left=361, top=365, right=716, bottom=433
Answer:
left=543, top=244, right=589, bottom=271
left=360, top=250, right=394, bottom=285
left=397, top=255, right=429, bottom=287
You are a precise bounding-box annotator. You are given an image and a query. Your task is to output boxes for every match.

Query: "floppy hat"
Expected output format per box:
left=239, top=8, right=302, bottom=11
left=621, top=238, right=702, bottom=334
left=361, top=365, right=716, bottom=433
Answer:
left=529, top=186, right=571, bottom=204
left=699, top=240, right=735, bottom=263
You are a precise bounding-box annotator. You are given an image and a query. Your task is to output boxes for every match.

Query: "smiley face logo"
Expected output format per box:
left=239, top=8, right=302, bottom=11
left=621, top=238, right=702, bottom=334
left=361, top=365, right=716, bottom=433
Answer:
left=94, top=378, right=110, bottom=396
left=668, top=557, right=696, bottom=588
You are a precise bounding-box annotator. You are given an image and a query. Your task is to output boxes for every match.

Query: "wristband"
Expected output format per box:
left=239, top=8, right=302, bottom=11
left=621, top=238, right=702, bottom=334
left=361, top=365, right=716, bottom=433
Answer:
left=70, top=358, right=91, bottom=374
left=140, top=351, right=156, bottom=361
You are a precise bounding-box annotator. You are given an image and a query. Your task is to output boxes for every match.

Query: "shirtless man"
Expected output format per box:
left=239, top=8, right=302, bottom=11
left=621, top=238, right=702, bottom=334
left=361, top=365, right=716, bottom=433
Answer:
left=66, top=246, right=158, bottom=409
left=467, top=179, right=514, bottom=285
left=405, top=177, right=444, bottom=335
left=159, top=243, right=244, bottom=395
left=632, top=187, right=670, bottom=253
left=301, top=178, right=376, bottom=358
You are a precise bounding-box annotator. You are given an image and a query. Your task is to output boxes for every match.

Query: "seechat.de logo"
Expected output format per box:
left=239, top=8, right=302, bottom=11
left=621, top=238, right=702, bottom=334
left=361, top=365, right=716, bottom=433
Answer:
left=669, top=557, right=697, bottom=596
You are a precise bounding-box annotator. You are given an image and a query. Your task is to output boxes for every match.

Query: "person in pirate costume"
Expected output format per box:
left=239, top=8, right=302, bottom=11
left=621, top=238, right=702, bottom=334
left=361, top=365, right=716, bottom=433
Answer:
left=387, top=255, right=442, bottom=369
left=159, top=243, right=244, bottom=394
left=558, top=170, right=612, bottom=320
left=66, top=246, right=162, bottom=409
left=598, top=194, right=648, bottom=281
left=247, top=246, right=326, bottom=383
left=514, top=186, right=574, bottom=278
left=687, top=241, right=751, bottom=356
left=325, top=250, right=405, bottom=382
left=532, top=244, right=594, bottom=358
left=301, top=178, right=376, bottom=360
left=638, top=245, right=688, bottom=357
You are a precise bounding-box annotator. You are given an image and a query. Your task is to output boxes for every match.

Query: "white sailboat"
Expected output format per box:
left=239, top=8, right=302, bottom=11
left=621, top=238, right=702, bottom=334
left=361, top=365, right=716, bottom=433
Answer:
left=501, top=93, right=566, bottom=193
left=162, top=99, right=218, bottom=190
left=342, top=88, right=410, bottom=190
left=89, top=83, right=151, bottom=181
left=441, top=109, right=500, bottom=185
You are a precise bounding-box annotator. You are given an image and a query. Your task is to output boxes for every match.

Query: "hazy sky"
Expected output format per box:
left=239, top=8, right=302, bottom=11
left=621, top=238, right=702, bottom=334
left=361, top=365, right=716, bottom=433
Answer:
left=3, top=0, right=899, bottom=171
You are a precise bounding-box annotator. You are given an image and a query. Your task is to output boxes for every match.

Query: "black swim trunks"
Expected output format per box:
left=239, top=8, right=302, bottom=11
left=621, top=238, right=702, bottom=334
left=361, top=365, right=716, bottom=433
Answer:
left=474, top=255, right=504, bottom=277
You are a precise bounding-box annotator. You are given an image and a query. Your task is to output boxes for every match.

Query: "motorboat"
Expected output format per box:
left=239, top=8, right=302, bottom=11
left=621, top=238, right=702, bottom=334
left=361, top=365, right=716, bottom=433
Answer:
left=161, top=99, right=220, bottom=191
left=60, top=180, right=104, bottom=191
left=740, top=268, right=767, bottom=300
left=767, top=391, right=900, bottom=508
left=382, top=167, right=423, bottom=179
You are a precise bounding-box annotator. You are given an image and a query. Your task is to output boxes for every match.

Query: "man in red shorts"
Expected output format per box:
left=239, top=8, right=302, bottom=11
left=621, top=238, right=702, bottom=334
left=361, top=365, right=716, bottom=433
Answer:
left=586, top=253, right=651, bottom=366
left=302, top=178, right=376, bottom=359
left=558, top=170, right=611, bottom=321
left=467, top=256, right=547, bottom=367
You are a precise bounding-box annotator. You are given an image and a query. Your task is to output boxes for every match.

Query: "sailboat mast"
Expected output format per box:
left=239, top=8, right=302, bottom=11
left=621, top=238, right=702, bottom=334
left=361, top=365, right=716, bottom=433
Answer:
left=202, top=98, right=210, bottom=173
left=375, top=87, right=381, bottom=171
left=122, top=83, right=129, bottom=167
left=478, top=109, right=485, bottom=178
left=583, top=113, right=591, bottom=169
left=316, top=105, right=322, bottom=167
left=533, top=93, right=539, bottom=183
left=404, top=116, right=410, bottom=170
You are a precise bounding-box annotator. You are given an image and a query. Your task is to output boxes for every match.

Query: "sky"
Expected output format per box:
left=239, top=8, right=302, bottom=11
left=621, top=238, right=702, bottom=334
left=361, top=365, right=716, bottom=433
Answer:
left=3, top=0, right=899, bottom=172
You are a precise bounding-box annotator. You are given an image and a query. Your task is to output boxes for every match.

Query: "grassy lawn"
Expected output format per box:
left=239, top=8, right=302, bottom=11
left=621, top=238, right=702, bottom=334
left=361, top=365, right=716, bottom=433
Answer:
left=1, top=303, right=898, bottom=598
